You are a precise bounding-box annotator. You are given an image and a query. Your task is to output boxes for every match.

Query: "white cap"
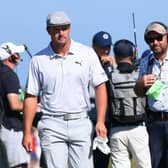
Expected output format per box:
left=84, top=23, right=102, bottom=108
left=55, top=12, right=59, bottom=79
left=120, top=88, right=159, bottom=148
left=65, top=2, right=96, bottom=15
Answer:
left=0, top=42, right=25, bottom=61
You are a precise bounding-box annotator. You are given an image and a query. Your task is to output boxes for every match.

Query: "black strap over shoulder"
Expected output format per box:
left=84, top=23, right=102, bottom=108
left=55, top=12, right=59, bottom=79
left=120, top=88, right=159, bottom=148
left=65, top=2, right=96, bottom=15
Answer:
left=147, top=58, right=154, bottom=74
left=144, top=53, right=154, bottom=115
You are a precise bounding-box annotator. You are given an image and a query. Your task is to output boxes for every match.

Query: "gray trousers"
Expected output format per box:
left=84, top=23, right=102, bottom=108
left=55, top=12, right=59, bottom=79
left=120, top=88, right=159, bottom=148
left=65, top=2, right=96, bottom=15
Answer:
left=38, top=115, right=94, bottom=168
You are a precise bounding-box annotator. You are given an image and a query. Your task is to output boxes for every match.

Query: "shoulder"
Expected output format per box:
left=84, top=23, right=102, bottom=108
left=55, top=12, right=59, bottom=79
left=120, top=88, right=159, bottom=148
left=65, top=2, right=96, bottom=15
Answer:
left=111, top=67, right=138, bottom=81
left=140, top=49, right=153, bottom=64
left=70, top=40, right=94, bottom=53
left=35, top=44, right=51, bottom=56
left=31, top=44, right=54, bottom=62
left=1, top=70, right=19, bottom=93
left=0, top=63, right=11, bottom=73
left=70, top=40, right=98, bottom=63
left=0, top=64, right=17, bottom=81
left=29, top=46, right=52, bottom=67
left=139, top=49, right=153, bottom=68
left=137, top=49, right=153, bottom=77
left=141, top=49, right=152, bottom=59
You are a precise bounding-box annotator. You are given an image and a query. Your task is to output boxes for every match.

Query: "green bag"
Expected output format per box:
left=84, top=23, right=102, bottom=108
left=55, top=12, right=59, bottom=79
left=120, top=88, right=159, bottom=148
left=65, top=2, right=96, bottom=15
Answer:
left=146, top=80, right=163, bottom=100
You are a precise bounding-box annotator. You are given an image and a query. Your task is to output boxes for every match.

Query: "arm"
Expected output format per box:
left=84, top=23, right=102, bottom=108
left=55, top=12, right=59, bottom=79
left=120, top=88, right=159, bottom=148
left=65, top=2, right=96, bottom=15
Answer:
left=7, top=93, right=23, bottom=111
left=94, top=82, right=107, bottom=138
left=22, top=94, right=38, bottom=152
left=134, top=74, right=156, bottom=96
left=2, top=70, right=23, bottom=112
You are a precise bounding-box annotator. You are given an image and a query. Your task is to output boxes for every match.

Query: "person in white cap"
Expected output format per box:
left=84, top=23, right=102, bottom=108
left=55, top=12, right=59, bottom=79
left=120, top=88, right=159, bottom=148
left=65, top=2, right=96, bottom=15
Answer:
left=135, top=21, right=168, bottom=168
left=0, top=42, right=29, bottom=168
left=22, top=11, right=108, bottom=168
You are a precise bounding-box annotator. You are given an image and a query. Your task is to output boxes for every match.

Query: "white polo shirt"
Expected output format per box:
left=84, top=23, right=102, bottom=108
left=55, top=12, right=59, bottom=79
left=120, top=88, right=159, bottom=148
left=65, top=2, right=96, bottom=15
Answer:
left=25, top=40, right=108, bottom=115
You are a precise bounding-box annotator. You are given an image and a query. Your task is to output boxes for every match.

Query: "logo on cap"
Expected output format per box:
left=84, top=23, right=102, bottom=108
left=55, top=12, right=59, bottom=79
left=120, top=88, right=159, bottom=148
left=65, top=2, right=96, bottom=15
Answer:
left=103, top=33, right=109, bottom=40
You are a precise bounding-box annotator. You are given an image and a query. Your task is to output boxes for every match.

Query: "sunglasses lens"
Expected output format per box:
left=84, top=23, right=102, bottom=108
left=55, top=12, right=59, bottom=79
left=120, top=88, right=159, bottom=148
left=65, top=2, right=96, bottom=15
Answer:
left=147, top=35, right=163, bottom=43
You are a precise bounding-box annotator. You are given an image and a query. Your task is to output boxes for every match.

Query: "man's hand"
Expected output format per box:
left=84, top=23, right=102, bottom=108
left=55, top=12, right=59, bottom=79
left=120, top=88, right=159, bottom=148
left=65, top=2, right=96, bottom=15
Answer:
left=141, top=74, right=157, bottom=87
left=95, top=121, right=107, bottom=138
left=101, top=55, right=116, bottom=66
left=134, top=74, right=157, bottom=96
left=22, top=132, right=33, bottom=152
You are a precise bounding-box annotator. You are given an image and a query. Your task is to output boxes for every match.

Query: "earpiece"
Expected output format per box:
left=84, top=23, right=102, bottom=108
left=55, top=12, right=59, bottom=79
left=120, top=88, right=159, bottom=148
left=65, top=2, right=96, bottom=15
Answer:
left=128, top=41, right=137, bottom=62
left=127, top=40, right=137, bottom=57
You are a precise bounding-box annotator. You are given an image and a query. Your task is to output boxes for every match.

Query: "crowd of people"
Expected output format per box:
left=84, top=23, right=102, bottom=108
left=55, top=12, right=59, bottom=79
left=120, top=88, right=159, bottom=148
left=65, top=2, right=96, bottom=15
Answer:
left=0, top=10, right=168, bottom=168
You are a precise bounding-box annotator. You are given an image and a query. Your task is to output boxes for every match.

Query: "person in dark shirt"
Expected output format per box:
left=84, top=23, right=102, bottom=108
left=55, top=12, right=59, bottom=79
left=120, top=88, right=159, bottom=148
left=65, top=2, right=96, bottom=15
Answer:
left=90, top=31, right=115, bottom=168
left=0, top=42, right=29, bottom=168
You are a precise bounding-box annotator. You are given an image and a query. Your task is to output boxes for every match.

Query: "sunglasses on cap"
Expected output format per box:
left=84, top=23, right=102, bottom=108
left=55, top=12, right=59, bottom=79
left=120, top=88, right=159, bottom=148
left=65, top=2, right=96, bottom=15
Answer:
left=2, top=45, right=20, bottom=59
left=146, top=34, right=165, bottom=43
left=2, top=45, right=12, bottom=55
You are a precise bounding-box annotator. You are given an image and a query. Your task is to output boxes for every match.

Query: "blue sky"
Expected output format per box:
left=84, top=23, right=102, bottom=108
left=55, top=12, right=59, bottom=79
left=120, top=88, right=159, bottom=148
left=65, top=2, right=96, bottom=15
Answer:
left=0, top=0, right=167, bottom=87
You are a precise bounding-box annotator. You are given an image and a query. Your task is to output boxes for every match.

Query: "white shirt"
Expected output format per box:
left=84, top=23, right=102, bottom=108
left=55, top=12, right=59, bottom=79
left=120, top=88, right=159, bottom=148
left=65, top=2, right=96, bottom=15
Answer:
left=25, top=40, right=108, bottom=114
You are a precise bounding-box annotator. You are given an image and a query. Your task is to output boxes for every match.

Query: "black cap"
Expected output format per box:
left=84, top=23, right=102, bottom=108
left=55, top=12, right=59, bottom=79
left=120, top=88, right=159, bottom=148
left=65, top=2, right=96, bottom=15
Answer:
left=113, top=39, right=135, bottom=58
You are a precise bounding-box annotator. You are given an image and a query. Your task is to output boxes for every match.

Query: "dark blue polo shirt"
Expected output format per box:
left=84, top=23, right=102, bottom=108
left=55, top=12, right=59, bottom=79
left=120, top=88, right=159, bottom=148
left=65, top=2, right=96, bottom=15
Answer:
left=0, top=63, right=23, bottom=131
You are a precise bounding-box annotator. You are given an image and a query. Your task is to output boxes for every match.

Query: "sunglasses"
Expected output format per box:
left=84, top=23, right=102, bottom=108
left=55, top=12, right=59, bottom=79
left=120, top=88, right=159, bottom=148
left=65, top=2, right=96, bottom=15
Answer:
left=2, top=45, right=12, bottom=55
left=146, top=35, right=164, bottom=43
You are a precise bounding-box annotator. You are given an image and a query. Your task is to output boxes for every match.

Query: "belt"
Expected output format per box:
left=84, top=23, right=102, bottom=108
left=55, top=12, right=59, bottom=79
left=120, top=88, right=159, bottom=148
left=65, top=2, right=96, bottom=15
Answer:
left=42, top=112, right=88, bottom=121
left=112, top=121, right=145, bottom=127
left=147, top=110, right=168, bottom=121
